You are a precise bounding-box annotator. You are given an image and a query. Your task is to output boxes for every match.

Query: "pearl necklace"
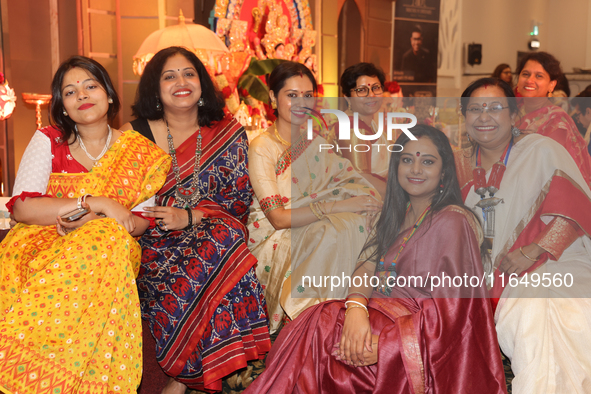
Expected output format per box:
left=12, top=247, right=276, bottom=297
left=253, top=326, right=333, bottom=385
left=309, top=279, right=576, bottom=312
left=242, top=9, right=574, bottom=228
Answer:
left=166, top=120, right=203, bottom=208
left=77, top=125, right=112, bottom=164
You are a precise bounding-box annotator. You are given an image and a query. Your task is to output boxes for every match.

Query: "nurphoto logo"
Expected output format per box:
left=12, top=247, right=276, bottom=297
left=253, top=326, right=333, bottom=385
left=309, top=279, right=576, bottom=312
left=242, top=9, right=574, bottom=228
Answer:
left=303, top=108, right=418, bottom=153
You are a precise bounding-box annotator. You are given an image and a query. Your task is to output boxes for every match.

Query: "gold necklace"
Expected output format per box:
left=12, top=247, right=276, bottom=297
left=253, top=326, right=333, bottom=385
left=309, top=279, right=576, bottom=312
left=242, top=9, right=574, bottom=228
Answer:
left=273, top=124, right=291, bottom=147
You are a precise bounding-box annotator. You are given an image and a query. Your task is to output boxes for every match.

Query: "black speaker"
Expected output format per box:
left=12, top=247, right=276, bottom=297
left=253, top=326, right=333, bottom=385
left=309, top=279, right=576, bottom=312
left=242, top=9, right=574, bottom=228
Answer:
left=468, top=43, right=482, bottom=66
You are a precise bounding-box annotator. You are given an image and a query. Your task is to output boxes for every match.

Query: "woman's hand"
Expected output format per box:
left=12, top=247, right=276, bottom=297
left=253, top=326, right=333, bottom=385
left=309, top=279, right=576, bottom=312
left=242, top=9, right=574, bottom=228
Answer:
left=333, top=307, right=373, bottom=367
left=88, top=196, right=136, bottom=234
left=361, top=334, right=379, bottom=366
left=56, top=202, right=102, bottom=236
left=143, top=206, right=203, bottom=231
left=499, top=243, right=545, bottom=276
left=335, top=196, right=382, bottom=215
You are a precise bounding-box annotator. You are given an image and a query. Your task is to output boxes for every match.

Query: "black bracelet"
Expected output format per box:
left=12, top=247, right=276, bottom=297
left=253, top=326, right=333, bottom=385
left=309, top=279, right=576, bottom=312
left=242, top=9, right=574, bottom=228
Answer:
left=184, top=207, right=193, bottom=229
left=183, top=207, right=193, bottom=230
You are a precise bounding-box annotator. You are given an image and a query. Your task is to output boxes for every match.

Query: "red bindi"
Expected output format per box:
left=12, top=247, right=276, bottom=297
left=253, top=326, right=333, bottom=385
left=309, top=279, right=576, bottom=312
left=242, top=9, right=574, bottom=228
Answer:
left=416, top=152, right=420, bottom=157
left=77, top=81, right=79, bottom=83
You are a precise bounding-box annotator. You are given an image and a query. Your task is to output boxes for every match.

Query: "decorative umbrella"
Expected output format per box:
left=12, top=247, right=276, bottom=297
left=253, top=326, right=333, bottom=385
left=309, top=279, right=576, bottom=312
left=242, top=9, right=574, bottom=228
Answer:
left=133, top=10, right=229, bottom=75
left=0, top=73, right=16, bottom=121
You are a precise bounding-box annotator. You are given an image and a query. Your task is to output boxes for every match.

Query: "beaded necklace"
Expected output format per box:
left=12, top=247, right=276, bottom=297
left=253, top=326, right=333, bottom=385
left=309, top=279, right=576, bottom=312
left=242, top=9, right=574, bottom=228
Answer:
left=376, top=203, right=431, bottom=296
left=472, top=138, right=513, bottom=238
left=166, top=120, right=202, bottom=208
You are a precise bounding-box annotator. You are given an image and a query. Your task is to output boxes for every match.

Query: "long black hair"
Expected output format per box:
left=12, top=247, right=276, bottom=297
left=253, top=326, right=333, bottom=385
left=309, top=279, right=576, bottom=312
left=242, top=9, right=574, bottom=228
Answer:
left=131, top=46, right=225, bottom=126
left=361, top=124, right=472, bottom=264
left=49, top=56, right=120, bottom=144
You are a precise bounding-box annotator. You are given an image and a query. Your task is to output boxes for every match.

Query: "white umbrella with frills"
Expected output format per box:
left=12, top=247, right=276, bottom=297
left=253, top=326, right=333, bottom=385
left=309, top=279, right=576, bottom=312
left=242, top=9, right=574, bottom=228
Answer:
left=133, top=10, right=229, bottom=75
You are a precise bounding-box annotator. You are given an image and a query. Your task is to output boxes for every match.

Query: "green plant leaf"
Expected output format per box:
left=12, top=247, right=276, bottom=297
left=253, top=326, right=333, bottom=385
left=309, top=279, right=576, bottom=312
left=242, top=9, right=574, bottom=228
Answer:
left=238, top=74, right=270, bottom=103
left=245, top=58, right=286, bottom=76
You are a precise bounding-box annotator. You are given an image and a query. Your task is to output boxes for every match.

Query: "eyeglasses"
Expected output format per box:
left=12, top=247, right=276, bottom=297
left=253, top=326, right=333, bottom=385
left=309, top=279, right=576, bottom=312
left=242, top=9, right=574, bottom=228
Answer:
left=351, top=84, right=384, bottom=97
left=465, top=104, right=509, bottom=115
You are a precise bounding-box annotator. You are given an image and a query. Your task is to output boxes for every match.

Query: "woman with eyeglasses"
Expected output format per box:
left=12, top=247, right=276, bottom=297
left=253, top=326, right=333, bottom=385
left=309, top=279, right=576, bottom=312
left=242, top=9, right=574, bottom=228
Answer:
left=492, top=63, right=513, bottom=87
left=456, top=77, right=591, bottom=394
left=330, top=63, right=389, bottom=197
left=247, top=62, right=382, bottom=333
left=514, top=51, right=591, bottom=186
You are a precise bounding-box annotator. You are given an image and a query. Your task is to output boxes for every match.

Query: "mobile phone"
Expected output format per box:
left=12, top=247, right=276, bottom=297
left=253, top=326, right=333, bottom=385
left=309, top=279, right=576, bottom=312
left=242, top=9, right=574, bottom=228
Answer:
left=60, top=207, right=90, bottom=222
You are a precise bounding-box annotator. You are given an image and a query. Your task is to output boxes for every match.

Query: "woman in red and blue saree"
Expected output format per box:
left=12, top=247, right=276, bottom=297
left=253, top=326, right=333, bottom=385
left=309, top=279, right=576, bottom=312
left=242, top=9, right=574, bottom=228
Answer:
left=122, top=47, right=270, bottom=394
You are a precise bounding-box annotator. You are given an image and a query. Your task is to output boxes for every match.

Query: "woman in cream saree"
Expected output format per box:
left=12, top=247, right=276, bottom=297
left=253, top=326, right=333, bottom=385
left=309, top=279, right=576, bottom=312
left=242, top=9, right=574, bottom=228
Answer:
left=248, top=62, right=381, bottom=332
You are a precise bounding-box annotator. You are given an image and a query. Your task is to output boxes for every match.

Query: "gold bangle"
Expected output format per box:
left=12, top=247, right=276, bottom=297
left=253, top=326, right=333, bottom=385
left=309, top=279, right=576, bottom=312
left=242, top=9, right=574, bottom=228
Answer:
left=329, top=200, right=336, bottom=214
left=310, top=202, right=323, bottom=220
left=519, top=246, right=539, bottom=262
left=344, top=304, right=369, bottom=317
left=316, top=201, right=326, bottom=216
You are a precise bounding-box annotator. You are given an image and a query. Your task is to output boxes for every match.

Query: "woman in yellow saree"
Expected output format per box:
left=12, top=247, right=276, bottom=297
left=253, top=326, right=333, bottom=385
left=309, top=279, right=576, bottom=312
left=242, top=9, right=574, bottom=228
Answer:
left=0, top=56, right=170, bottom=394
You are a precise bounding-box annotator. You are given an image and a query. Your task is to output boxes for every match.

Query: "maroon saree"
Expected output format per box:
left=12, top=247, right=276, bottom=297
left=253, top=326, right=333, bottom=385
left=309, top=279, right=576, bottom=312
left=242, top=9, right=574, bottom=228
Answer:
left=244, top=206, right=507, bottom=393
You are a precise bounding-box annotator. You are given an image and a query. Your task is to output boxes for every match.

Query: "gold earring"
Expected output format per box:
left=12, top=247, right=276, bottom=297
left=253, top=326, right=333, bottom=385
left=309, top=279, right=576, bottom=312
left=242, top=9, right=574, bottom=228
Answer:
left=107, top=97, right=113, bottom=104
left=271, top=100, right=277, bottom=110
left=63, top=109, right=68, bottom=116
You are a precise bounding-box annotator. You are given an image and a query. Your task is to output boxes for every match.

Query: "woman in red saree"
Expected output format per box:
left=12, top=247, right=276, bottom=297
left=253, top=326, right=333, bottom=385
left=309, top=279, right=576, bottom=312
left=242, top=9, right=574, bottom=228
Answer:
left=514, top=51, right=591, bottom=186
left=122, top=47, right=270, bottom=393
left=244, top=125, right=507, bottom=393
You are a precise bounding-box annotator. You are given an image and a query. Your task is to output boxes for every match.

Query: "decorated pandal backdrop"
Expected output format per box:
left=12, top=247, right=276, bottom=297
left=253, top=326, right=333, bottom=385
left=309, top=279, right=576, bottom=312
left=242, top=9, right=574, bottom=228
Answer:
left=123, top=0, right=439, bottom=140
left=209, top=0, right=316, bottom=137
left=128, top=1, right=317, bottom=142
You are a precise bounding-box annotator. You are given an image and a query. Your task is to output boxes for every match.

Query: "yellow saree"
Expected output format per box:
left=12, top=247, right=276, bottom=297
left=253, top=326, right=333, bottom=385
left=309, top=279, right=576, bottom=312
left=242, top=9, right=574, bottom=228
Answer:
left=0, top=130, right=170, bottom=394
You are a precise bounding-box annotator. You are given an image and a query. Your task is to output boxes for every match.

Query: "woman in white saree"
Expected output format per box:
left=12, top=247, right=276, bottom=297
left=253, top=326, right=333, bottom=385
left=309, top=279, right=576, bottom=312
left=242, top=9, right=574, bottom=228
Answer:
left=456, top=77, right=591, bottom=393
